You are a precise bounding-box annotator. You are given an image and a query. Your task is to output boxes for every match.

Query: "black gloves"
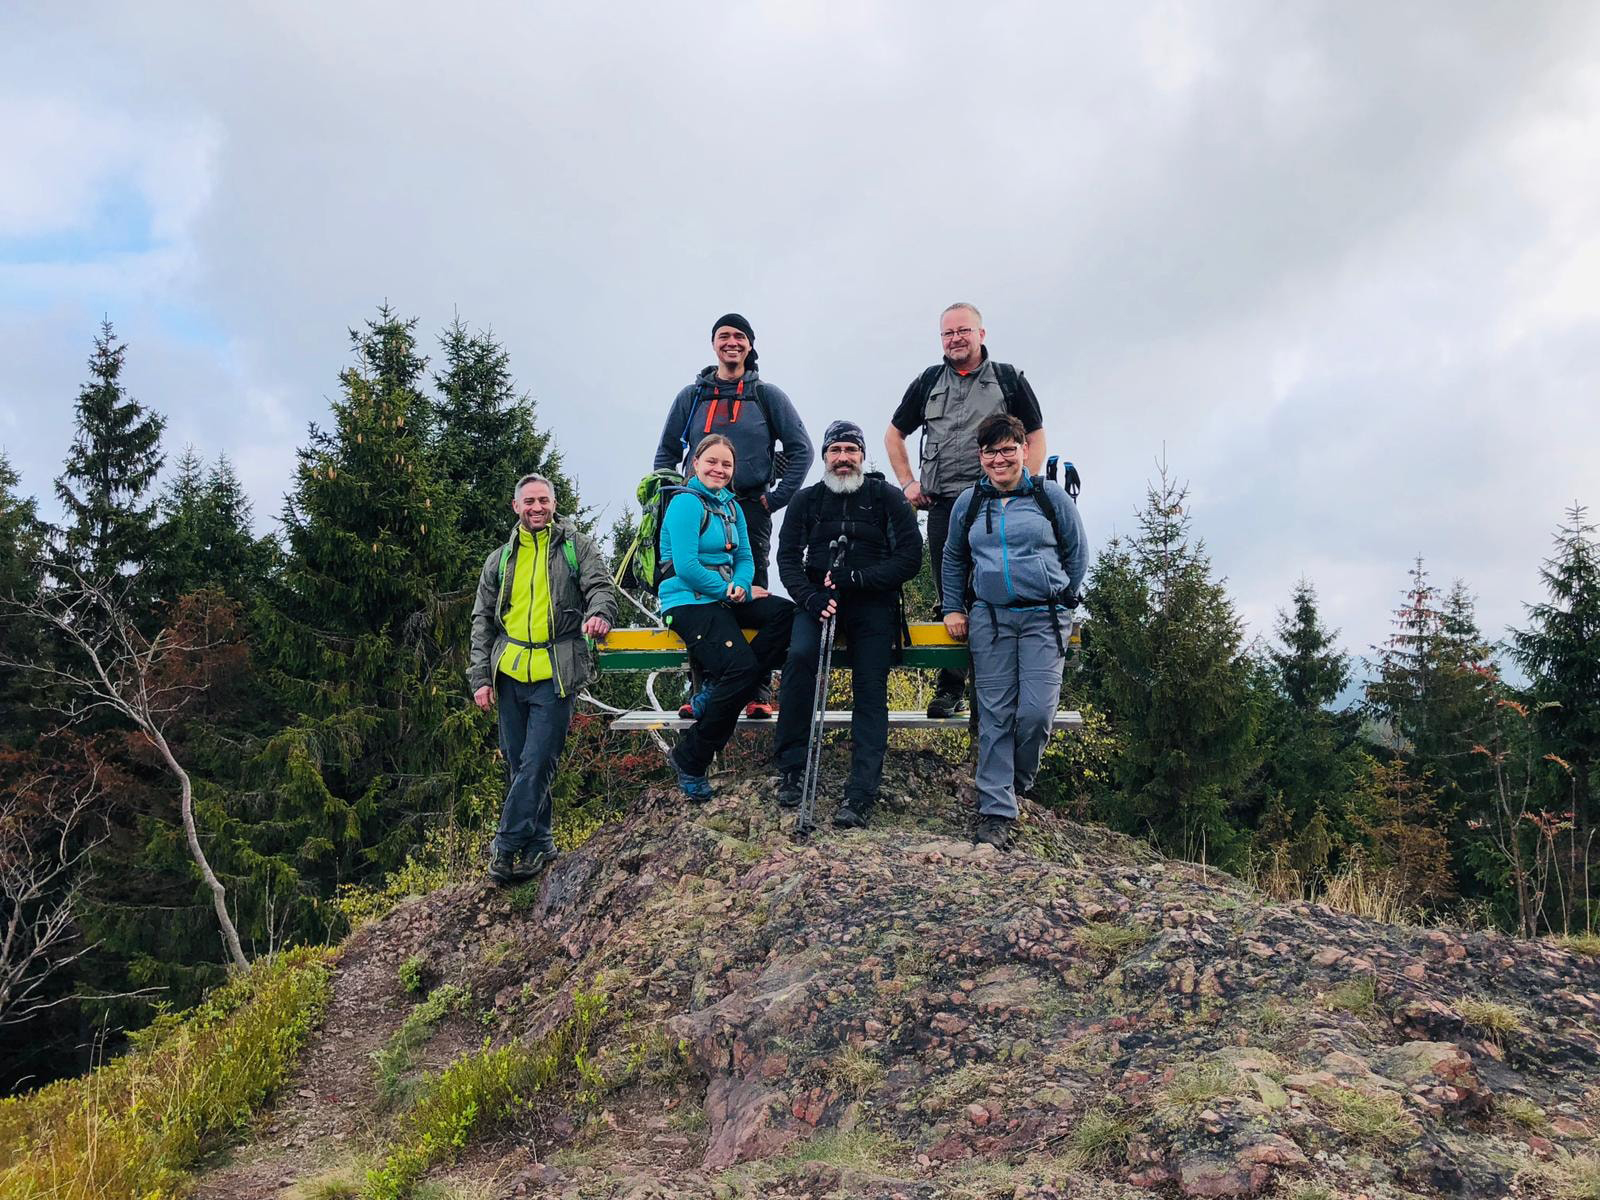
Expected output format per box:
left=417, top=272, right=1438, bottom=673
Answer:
left=803, top=591, right=833, bottom=617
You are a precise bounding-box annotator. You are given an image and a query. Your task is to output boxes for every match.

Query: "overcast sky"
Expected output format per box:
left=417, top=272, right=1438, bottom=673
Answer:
left=3, top=2, right=1598, bottom=673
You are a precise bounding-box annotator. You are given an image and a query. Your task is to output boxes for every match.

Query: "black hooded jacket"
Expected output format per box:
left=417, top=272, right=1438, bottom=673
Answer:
left=776, top=473, right=922, bottom=613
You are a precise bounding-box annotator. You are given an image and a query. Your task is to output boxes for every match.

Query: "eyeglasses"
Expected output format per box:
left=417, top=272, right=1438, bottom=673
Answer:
left=979, top=445, right=1020, bottom=460
left=940, top=327, right=977, bottom=341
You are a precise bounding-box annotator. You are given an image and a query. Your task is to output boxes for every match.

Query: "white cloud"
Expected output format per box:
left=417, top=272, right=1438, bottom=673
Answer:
left=1, top=0, right=1598, bottom=671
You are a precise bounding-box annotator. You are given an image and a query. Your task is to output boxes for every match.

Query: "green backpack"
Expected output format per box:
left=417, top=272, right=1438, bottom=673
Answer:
left=615, top=468, right=729, bottom=593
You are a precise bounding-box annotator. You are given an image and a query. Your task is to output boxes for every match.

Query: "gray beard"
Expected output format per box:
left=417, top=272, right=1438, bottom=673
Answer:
left=822, top=469, right=864, bottom=494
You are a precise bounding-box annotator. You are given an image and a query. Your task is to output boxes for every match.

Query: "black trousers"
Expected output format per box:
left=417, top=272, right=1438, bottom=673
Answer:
left=668, top=595, right=793, bottom=775
left=735, top=494, right=771, bottom=589
left=925, top=494, right=968, bottom=696
left=774, top=592, right=899, bottom=804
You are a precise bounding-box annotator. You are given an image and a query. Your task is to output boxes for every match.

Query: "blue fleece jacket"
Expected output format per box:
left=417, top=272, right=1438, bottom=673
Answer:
left=941, top=470, right=1088, bottom=614
left=658, top=476, right=755, bottom=612
left=651, top=367, right=814, bottom=510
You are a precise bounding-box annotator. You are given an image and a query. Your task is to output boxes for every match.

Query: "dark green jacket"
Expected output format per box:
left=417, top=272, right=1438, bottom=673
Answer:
left=468, top=518, right=617, bottom=698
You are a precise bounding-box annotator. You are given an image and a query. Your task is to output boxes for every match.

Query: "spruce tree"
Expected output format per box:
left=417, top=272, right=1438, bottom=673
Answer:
left=431, top=316, right=578, bottom=566
left=1363, top=559, right=1496, bottom=810
left=252, top=307, right=484, bottom=909
left=1082, top=464, right=1258, bottom=866
left=149, top=449, right=271, bottom=602
left=0, top=452, right=49, bottom=740
left=53, top=321, right=166, bottom=582
left=1510, top=504, right=1600, bottom=929
left=1244, top=580, right=1363, bottom=854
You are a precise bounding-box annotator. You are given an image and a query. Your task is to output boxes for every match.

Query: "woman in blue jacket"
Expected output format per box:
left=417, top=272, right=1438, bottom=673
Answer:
left=661, top=434, right=794, bottom=801
left=941, top=414, right=1087, bottom=850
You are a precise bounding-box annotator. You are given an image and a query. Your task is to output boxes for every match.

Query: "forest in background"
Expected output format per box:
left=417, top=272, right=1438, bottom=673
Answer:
left=0, top=306, right=1595, bottom=1094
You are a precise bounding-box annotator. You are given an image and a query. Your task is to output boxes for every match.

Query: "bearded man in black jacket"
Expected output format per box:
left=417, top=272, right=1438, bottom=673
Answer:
left=773, top=420, right=923, bottom=827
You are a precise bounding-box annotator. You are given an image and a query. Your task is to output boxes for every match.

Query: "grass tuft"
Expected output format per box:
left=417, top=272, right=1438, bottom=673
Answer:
left=1076, top=921, right=1151, bottom=964
left=0, top=947, right=334, bottom=1200
left=1311, top=1085, right=1419, bottom=1145
left=1456, top=997, right=1526, bottom=1044
left=1062, top=1106, right=1134, bottom=1169
left=827, top=1046, right=885, bottom=1099
left=1323, top=975, right=1377, bottom=1017
left=1557, top=933, right=1600, bottom=959
left=778, top=1128, right=901, bottom=1171
left=1157, top=1063, right=1238, bottom=1111
left=1500, top=1095, right=1550, bottom=1132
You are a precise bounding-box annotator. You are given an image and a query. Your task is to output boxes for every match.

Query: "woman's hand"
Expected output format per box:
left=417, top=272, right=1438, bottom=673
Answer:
left=944, top=612, right=969, bottom=641
left=726, top=583, right=747, bottom=603
left=751, top=585, right=770, bottom=599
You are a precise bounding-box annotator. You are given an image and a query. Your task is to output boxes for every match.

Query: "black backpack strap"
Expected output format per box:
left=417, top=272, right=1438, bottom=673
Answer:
left=992, top=361, right=1021, bottom=404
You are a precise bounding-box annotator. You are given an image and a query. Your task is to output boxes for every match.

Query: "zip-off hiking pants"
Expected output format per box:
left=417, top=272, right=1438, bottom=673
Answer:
left=494, top=676, right=576, bottom=856
left=668, top=595, right=793, bottom=776
left=926, top=494, right=968, bottom=699
left=774, top=591, right=899, bottom=805
left=969, top=605, right=1065, bottom=819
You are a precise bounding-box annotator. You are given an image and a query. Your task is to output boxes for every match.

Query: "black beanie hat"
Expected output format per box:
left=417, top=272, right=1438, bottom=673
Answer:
left=711, top=313, right=758, bottom=368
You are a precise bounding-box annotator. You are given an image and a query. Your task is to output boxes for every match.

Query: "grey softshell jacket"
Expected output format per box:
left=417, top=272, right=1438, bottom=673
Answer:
left=468, top=518, right=618, bottom=698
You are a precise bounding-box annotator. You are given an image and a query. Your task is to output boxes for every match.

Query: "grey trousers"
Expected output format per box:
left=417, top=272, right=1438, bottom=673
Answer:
left=970, top=605, right=1066, bottom=818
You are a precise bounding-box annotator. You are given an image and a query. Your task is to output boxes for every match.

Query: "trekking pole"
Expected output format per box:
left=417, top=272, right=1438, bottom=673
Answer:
left=795, top=536, right=849, bottom=838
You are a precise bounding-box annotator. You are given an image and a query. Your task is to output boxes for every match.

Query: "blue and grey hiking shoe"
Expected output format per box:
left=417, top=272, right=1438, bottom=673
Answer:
left=678, top=685, right=712, bottom=720
left=675, top=764, right=714, bottom=804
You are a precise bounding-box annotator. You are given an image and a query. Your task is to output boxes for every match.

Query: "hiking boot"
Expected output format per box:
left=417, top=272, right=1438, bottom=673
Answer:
left=833, top=797, right=875, bottom=829
left=512, top=845, right=559, bottom=881
left=926, top=688, right=968, bottom=720
left=743, top=700, right=775, bottom=719
left=973, top=814, right=1014, bottom=851
left=487, top=849, right=518, bottom=885
left=678, top=684, right=712, bottom=720
left=776, top=769, right=803, bottom=809
left=675, top=763, right=714, bottom=804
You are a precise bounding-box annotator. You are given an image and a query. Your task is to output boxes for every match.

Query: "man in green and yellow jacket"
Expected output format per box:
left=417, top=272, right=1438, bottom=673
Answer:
left=469, top=473, right=616, bottom=884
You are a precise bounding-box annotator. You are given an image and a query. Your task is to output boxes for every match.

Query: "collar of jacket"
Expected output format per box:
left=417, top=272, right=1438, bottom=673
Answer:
left=685, top=475, right=736, bottom=504
left=503, top=516, right=573, bottom=550
left=975, top=466, right=1035, bottom=500
left=694, top=364, right=762, bottom=388
left=942, top=345, right=990, bottom=372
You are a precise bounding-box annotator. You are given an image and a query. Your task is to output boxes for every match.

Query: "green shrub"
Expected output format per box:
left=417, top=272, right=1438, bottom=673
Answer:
left=398, top=955, right=427, bottom=994
left=363, top=991, right=607, bottom=1200
left=0, top=947, right=334, bottom=1200
left=372, top=985, right=472, bottom=1108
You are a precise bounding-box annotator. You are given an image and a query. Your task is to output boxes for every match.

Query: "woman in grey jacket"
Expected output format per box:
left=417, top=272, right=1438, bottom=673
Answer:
left=941, top=414, right=1088, bottom=849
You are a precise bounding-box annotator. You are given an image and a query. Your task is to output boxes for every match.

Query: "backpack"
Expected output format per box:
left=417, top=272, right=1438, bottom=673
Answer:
left=912, top=360, right=1025, bottom=413
left=954, top=475, right=1079, bottom=653
left=614, top=468, right=733, bottom=594
left=675, top=377, right=786, bottom=488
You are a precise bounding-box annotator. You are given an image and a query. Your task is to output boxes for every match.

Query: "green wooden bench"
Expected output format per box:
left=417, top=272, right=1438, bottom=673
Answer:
left=594, top=621, right=1083, bottom=730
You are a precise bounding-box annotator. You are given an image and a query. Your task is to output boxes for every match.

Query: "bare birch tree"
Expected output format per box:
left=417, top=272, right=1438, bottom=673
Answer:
left=0, top=576, right=248, bottom=970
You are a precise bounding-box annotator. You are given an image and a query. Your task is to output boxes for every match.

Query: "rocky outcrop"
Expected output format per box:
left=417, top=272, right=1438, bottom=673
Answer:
left=193, top=748, right=1600, bottom=1199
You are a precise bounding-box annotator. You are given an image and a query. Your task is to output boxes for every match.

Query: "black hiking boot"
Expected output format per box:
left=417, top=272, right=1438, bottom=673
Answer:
left=973, top=814, right=1014, bottom=851
left=926, top=688, right=968, bottom=720
left=487, top=849, right=518, bottom=885
left=777, top=769, right=803, bottom=809
left=512, top=845, right=559, bottom=882
left=833, top=796, right=875, bottom=829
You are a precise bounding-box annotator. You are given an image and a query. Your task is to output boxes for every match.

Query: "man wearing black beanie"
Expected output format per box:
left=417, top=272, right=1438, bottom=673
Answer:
left=653, top=313, right=814, bottom=717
